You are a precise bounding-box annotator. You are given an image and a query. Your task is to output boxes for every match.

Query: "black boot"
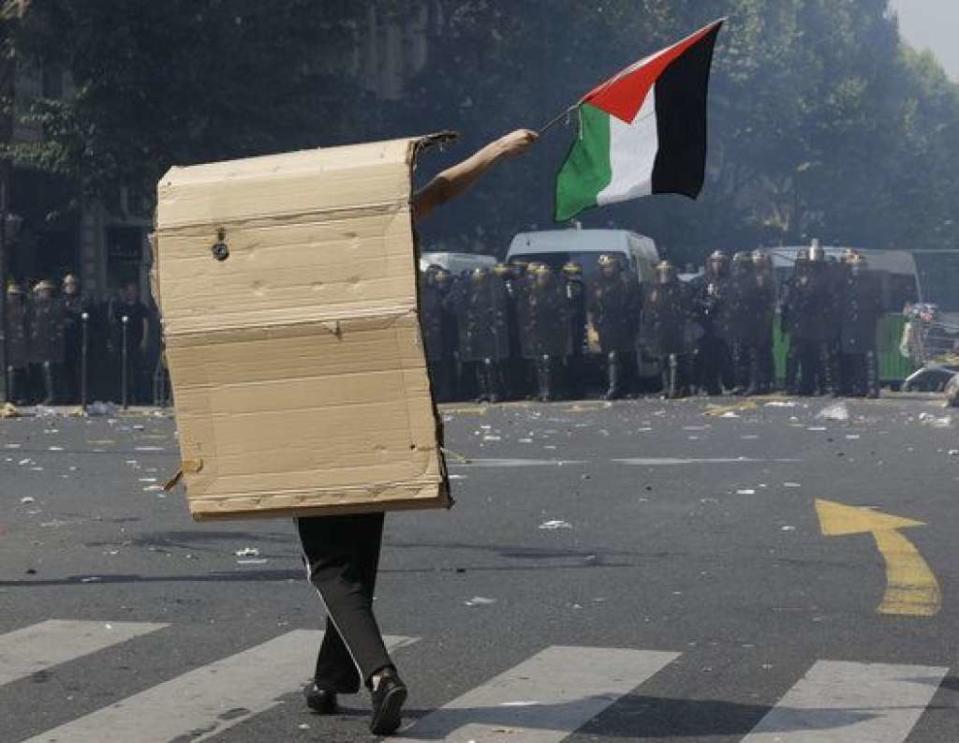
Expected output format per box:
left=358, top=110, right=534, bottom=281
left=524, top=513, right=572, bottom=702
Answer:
left=819, top=344, right=838, bottom=397
left=536, top=355, right=553, bottom=402
left=486, top=359, right=502, bottom=404
left=474, top=362, right=489, bottom=403
left=744, top=347, right=760, bottom=396
left=604, top=352, right=621, bottom=400
left=664, top=354, right=678, bottom=399
left=41, top=361, right=56, bottom=405
left=731, top=343, right=746, bottom=395
left=865, top=350, right=880, bottom=399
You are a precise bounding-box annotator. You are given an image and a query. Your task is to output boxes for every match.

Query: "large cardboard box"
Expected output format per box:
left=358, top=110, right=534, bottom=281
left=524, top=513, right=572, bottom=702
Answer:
left=154, top=135, right=452, bottom=520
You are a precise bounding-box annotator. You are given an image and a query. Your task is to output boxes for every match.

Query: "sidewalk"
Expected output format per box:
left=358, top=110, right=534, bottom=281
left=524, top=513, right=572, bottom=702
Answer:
left=0, top=402, right=173, bottom=419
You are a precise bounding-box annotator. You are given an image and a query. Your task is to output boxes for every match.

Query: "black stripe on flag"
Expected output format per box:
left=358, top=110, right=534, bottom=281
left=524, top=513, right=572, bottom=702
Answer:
left=651, top=23, right=722, bottom=199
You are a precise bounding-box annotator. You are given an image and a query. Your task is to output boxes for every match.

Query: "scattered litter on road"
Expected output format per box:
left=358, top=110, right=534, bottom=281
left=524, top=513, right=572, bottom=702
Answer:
left=918, top=412, right=952, bottom=428
left=764, top=401, right=797, bottom=408
left=34, top=405, right=57, bottom=417
left=234, top=547, right=260, bottom=557
left=720, top=411, right=740, bottom=419
left=781, top=525, right=796, bottom=532
left=237, top=558, right=268, bottom=565
left=17, top=458, right=31, bottom=465
left=783, top=482, right=802, bottom=488
left=736, top=489, right=756, bottom=495
left=807, top=426, right=828, bottom=432
left=845, top=434, right=860, bottom=440
left=80, top=576, right=102, bottom=583
left=948, top=450, right=959, bottom=457
left=818, top=402, right=849, bottom=422
left=142, top=485, right=164, bottom=492
left=19, top=496, right=35, bottom=504
left=464, top=596, right=496, bottom=607
left=86, top=401, right=119, bottom=417
left=518, top=438, right=533, bottom=443
left=47, top=446, right=64, bottom=451
left=134, top=446, right=166, bottom=452
left=1, top=402, right=19, bottom=418
left=4, top=443, right=21, bottom=449
left=539, top=520, right=572, bottom=530
left=448, top=474, right=468, bottom=480
left=482, top=435, right=502, bottom=442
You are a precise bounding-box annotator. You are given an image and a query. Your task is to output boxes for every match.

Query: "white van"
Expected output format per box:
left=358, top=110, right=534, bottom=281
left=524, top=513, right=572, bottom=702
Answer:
left=418, top=251, right=497, bottom=276
left=505, top=228, right=659, bottom=284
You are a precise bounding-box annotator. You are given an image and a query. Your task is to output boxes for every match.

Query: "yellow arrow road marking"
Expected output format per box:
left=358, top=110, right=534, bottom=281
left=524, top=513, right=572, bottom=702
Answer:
left=815, top=499, right=941, bottom=617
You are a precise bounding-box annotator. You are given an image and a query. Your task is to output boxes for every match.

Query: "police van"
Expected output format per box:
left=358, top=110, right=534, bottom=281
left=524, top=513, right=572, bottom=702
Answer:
left=504, top=228, right=659, bottom=284
left=418, top=251, right=497, bottom=277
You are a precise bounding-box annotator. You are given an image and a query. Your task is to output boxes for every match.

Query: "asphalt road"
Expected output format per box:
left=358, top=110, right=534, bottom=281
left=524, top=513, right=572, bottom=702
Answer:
left=0, top=395, right=957, bottom=742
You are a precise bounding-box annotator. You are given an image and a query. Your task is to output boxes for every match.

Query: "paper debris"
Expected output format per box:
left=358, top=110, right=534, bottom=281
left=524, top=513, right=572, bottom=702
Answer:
left=736, top=489, right=756, bottom=495
left=539, top=520, right=573, bottom=530
left=817, top=403, right=849, bottom=422
left=234, top=547, right=260, bottom=558
left=20, top=496, right=35, bottom=504
left=464, top=596, right=497, bottom=607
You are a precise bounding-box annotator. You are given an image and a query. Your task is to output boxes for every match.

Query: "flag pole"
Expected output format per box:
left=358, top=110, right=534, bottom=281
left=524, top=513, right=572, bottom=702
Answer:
left=538, top=103, right=579, bottom=136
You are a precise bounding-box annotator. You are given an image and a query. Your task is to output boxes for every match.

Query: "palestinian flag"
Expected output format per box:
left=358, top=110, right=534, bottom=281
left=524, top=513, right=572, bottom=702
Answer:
left=555, top=19, right=724, bottom=222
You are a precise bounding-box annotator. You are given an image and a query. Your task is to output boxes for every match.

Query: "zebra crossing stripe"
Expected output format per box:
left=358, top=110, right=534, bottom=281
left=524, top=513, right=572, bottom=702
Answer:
left=0, top=620, right=168, bottom=687
left=23, top=631, right=417, bottom=743
left=742, top=660, right=949, bottom=742
left=397, top=645, right=679, bottom=742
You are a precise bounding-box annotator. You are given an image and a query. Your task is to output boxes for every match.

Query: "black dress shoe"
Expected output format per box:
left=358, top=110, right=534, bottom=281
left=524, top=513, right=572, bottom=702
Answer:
left=369, top=668, right=408, bottom=736
left=304, top=683, right=338, bottom=715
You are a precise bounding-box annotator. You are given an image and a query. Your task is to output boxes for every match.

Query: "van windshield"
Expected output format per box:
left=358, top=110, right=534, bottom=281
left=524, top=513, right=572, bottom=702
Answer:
left=509, top=252, right=629, bottom=280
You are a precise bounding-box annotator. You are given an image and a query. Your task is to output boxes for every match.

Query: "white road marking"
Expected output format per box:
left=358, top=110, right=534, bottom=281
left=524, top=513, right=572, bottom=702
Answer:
left=742, top=660, right=948, bottom=742
left=0, top=620, right=167, bottom=687
left=24, top=631, right=417, bottom=743
left=614, top=457, right=801, bottom=466
left=397, top=645, right=678, bottom=742
left=451, top=458, right=587, bottom=468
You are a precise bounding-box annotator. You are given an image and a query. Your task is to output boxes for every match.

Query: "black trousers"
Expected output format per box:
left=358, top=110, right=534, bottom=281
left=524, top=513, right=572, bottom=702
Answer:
left=296, top=513, right=393, bottom=693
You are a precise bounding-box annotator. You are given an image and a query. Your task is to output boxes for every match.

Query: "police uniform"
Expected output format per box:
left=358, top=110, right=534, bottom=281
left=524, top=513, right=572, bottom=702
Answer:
left=752, top=251, right=778, bottom=394
left=452, top=267, right=511, bottom=403
left=27, top=280, right=65, bottom=404
left=839, top=253, right=882, bottom=398
left=562, top=262, right=587, bottom=399
left=521, top=264, right=569, bottom=402
left=5, top=283, right=29, bottom=403
left=642, top=261, right=690, bottom=399
left=420, top=266, right=456, bottom=402
left=725, top=253, right=760, bottom=395
left=588, top=255, right=639, bottom=400
left=694, top=251, right=732, bottom=396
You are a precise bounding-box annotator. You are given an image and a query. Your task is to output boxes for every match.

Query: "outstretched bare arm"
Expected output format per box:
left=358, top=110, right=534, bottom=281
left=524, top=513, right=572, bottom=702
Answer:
left=412, top=129, right=538, bottom=222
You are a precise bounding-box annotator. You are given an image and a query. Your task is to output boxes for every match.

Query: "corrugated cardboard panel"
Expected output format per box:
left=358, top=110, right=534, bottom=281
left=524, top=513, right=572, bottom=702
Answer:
left=155, top=136, right=450, bottom=520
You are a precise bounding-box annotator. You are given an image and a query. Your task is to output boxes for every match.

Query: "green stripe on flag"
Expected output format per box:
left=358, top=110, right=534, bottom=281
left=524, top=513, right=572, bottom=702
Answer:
left=554, top=104, right=613, bottom=222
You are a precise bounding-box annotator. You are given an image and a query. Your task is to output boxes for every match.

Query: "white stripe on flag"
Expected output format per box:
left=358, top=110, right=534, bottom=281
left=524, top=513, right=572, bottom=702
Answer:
left=0, top=620, right=168, bottom=687
left=742, top=660, right=948, bottom=742
left=596, top=88, right=658, bottom=206
left=397, top=645, right=678, bottom=742
left=24, top=631, right=417, bottom=743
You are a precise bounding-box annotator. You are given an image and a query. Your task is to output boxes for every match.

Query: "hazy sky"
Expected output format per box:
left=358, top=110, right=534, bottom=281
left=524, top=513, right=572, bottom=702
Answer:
left=890, top=0, right=959, bottom=78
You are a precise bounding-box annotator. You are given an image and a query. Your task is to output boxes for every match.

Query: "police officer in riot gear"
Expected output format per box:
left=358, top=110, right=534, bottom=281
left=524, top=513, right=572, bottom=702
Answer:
left=562, top=261, right=587, bottom=399
left=839, top=252, right=883, bottom=398
left=588, top=254, right=639, bottom=400
left=752, top=250, right=778, bottom=394
left=694, top=251, right=731, bottom=395
left=453, top=266, right=511, bottom=403
left=419, top=265, right=456, bottom=402
left=61, top=273, right=92, bottom=404
left=5, top=281, right=29, bottom=404
left=521, top=263, right=569, bottom=402
left=494, top=262, right=525, bottom=398
left=726, top=252, right=760, bottom=395
left=643, top=260, right=690, bottom=399
left=781, top=248, right=811, bottom=394
left=28, top=279, right=65, bottom=405
left=807, top=243, right=839, bottom=395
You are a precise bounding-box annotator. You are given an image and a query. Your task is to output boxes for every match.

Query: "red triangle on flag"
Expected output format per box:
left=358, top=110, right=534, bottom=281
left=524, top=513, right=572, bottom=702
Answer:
left=581, top=19, right=724, bottom=124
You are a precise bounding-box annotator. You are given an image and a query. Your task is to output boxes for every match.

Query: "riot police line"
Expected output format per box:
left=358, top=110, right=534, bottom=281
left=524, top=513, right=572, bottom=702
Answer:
left=419, top=243, right=884, bottom=403
left=4, top=275, right=163, bottom=408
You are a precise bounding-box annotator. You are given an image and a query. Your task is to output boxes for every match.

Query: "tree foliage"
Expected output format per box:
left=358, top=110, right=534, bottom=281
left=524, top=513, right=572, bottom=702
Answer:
left=8, top=0, right=959, bottom=261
